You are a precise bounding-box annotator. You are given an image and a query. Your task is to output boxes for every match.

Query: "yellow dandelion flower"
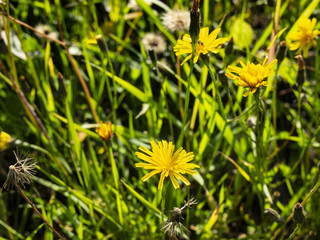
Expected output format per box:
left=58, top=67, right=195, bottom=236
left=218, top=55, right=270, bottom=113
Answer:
left=0, top=131, right=12, bottom=152
left=135, top=140, right=200, bottom=190
left=96, top=121, right=113, bottom=141
left=225, top=59, right=278, bottom=97
left=173, top=27, right=228, bottom=65
left=289, top=18, right=320, bottom=58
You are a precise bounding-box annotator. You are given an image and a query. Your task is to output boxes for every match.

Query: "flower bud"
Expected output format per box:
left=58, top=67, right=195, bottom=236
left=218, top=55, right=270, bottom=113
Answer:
left=218, top=70, right=229, bottom=88
left=293, top=203, right=307, bottom=224
left=225, top=37, right=234, bottom=55
left=96, top=35, right=108, bottom=54
left=96, top=121, right=113, bottom=141
left=189, top=0, right=201, bottom=44
left=295, top=54, right=305, bottom=87
left=276, top=41, right=287, bottom=64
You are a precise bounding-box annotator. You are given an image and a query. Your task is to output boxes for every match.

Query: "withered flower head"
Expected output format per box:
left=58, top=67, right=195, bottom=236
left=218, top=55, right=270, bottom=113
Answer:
left=162, top=197, right=198, bottom=238
left=3, top=151, right=37, bottom=189
left=35, top=24, right=59, bottom=41
left=295, top=53, right=305, bottom=86
left=293, top=202, right=307, bottom=224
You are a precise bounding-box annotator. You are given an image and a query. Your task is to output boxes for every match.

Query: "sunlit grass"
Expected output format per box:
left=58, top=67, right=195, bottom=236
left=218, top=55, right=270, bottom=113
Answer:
left=0, top=0, right=320, bottom=239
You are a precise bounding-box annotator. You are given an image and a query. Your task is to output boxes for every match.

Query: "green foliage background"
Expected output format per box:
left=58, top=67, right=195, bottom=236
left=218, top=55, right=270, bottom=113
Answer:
left=0, top=0, right=320, bottom=239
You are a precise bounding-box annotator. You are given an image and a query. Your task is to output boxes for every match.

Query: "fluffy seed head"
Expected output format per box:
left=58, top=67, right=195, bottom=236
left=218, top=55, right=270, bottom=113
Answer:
left=142, top=33, right=167, bottom=54
left=3, top=151, right=37, bottom=189
left=161, top=10, right=190, bottom=32
left=35, top=24, right=59, bottom=41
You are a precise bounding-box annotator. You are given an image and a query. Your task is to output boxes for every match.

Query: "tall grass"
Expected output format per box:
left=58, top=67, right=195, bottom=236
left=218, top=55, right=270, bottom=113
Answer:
left=0, top=0, right=320, bottom=239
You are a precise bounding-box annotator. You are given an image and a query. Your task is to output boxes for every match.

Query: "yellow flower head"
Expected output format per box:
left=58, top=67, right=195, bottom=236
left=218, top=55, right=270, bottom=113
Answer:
left=289, top=18, right=320, bottom=58
left=226, top=59, right=278, bottom=97
left=0, top=131, right=12, bottom=152
left=135, top=140, right=200, bottom=190
left=173, top=27, right=228, bottom=65
left=96, top=121, right=113, bottom=141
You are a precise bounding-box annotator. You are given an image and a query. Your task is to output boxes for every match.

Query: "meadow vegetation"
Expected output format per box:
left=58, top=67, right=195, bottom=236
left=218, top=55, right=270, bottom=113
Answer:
left=0, top=0, right=320, bottom=239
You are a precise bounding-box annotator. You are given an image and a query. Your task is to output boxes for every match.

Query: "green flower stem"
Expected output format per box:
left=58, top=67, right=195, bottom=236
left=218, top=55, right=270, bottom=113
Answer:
left=105, top=141, right=123, bottom=225
left=186, top=187, right=190, bottom=229
left=253, top=93, right=269, bottom=214
left=272, top=64, right=280, bottom=147
left=153, top=61, right=174, bottom=142
left=177, top=60, right=194, bottom=148
left=297, top=85, right=303, bottom=138
left=207, top=62, right=227, bottom=121
left=254, top=93, right=263, bottom=170
left=97, top=36, right=118, bottom=130
left=314, top=38, right=320, bottom=126
left=287, top=224, right=301, bottom=240
left=160, top=183, right=168, bottom=240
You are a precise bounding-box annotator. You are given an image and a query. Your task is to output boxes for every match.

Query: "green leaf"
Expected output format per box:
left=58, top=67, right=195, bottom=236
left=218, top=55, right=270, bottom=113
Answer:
left=121, top=180, right=162, bottom=217
left=230, top=18, right=253, bottom=49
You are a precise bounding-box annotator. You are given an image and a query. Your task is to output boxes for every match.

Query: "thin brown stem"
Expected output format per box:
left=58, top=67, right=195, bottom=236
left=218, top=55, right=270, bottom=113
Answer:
left=0, top=10, right=66, bottom=46
left=15, top=184, right=66, bottom=240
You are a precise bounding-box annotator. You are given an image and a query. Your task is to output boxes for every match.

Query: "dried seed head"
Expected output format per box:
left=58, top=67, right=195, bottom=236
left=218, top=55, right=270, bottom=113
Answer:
left=293, top=203, right=307, bottom=224
left=162, top=197, right=198, bottom=238
left=142, top=33, right=167, bottom=54
left=3, top=151, right=37, bottom=189
left=161, top=10, right=190, bottom=32
left=162, top=221, right=189, bottom=239
left=35, top=24, right=59, bottom=41
left=246, top=116, right=257, bottom=129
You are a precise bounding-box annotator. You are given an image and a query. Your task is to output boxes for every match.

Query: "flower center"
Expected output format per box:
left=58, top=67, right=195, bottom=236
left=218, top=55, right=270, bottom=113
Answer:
left=241, top=65, right=265, bottom=87
left=196, top=40, right=206, bottom=52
